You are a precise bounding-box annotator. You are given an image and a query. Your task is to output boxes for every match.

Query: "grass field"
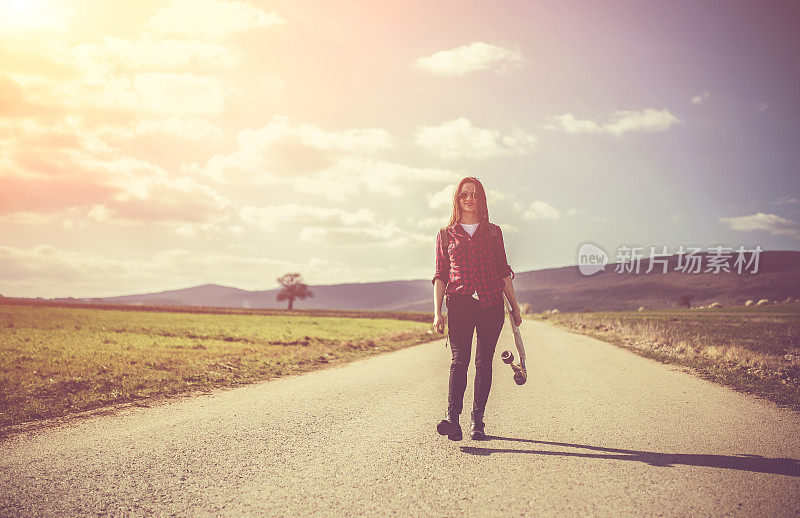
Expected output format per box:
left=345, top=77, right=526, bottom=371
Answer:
left=0, top=303, right=438, bottom=429
left=538, top=304, right=800, bottom=411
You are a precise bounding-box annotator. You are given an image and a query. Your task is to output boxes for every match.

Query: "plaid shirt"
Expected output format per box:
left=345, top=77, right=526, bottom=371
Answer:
left=432, top=222, right=514, bottom=309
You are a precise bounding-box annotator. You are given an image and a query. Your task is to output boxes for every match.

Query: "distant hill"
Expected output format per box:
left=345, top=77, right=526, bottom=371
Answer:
left=512, top=250, right=800, bottom=312
left=83, top=280, right=433, bottom=312
left=36, top=250, right=800, bottom=313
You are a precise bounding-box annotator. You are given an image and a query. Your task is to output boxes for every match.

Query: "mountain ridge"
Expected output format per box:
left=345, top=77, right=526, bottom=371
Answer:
left=24, top=250, right=799, bottom=313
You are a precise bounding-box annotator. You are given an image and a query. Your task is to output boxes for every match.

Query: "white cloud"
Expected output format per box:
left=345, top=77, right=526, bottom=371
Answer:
left=428, top=185, right=455, bottom=209
left=755, top=102, right=771, bottom=113
left=414, top=118, right=535, bottom=159
left=523, top=200, right=560, bottom=220
left=202, top=116, right=393, bottom=183
left=172, top=222, right=224, bottom=238
left=604, top=109, right=679, bottom=137
left=0, top=2, right=72, bottom=34
left=300, top=159, right=458, bottom=200
left=409, top=216, right=449, bottom=231
left=240, top=204, right=375, bottom=230
left=486, top=189, right=508, bottom=203
left=17, top=63, right=237, bottom=120
left=135, top=117, right=224, bottom=140
left=546, top=108, right=679, bottom=137
left=0, top=116, right=224, bottom=221
left=495, top=222, right=519, bottom=233
left=691, top=92, right=709, bottom=105
left=720, top=212, right=800, bottom=239
left=0, top=39, right=240, bottom=231
left=96, top=117, right=224, bottom=141
left=0, top=211, right=63, bottom=225
left=199, top=117, right=458, bottom=200
left=413, top=42, right=523, bottom=77
left=148, top=0, right=284, bottom=39
left=240, top=204, right=427, bottom=249
left=0, top=244, right=296, bottom=298
left=45, top=180, right=229, bottom=234
left=82, top=36, right=242, bottom=70
left=545, top=114, right=599, bottom=134
left=0, top=118, right=115, bottom=179
left=773, top=196, right=798, bottom=205
left=298, top=223, right=428, bottom=249
left=0, top=119, right=232, bottom=230
left=105, top=175, right=231, bottom=224
left=239, top=116, right=391, bottom=153
left=206, top=154, right=458, bottom=202
left=319, top=158, right=457, bottom=199
left=133, top=73, right=235, bottom=117
left=0, top=29, right=245, bottom=149
left=87, top=204, right=111, bottom=222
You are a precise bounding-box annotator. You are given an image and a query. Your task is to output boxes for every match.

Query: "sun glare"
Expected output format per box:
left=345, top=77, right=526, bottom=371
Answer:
left=1, top=0, right=68, bottom=32
left=6, top=0, right=41, bottom=14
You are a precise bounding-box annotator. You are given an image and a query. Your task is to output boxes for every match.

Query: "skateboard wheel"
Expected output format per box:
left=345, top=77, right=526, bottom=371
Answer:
left=513, top=372, right=526, bottom=385
left=501, top=351, right=514, bottom=364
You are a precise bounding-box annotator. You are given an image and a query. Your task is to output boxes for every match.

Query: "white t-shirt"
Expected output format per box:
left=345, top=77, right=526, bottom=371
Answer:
left=460, top=222, right=479, bottom=237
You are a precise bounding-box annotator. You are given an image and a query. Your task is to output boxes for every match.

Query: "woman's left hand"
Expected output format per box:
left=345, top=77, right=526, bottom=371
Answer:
left=511, top=305, right=523, bottom=326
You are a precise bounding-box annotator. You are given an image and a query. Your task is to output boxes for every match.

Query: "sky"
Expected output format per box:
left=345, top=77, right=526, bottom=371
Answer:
left=1, top=0, right=799, bottom=298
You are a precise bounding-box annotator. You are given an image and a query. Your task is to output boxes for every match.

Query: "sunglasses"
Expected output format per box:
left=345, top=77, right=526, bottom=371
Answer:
left=458, top=191, right=482, bottom=200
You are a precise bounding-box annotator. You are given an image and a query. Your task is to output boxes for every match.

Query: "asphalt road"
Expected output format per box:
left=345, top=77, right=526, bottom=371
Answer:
left=2, top=319, right=799, bottom=516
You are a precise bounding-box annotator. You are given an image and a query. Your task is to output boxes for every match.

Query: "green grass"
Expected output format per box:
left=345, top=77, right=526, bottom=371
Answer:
left=0, top=303, right=438, bottom=429
left=537, top=304, right=800, bottom=411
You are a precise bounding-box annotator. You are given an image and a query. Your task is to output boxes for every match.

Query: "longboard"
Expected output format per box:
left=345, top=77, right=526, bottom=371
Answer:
left=501, top=298, right=527, bottom=385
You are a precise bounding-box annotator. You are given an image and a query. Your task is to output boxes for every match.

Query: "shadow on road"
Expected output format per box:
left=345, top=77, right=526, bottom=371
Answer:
left=460, top=437, right=800, bottom=477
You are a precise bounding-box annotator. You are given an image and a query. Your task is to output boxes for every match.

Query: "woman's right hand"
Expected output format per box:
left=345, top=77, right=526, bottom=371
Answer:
left=433, top=312, right=445, bottom=335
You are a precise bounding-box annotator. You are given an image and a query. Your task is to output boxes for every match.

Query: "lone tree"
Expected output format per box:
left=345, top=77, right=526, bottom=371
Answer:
left=276, top=273, right=313, bottom=311
left=677, top=293, right=694, bottom=308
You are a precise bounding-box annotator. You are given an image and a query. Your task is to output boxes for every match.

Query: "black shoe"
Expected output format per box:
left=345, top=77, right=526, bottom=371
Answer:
left=437, top=417, right=462, bottom=441
left=470, top=414, right=486, bottom=440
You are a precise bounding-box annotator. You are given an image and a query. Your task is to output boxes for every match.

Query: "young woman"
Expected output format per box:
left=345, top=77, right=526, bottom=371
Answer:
left=432, top=177, right=522, bottom=441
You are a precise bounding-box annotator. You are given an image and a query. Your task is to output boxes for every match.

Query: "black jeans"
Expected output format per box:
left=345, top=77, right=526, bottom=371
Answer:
left=446, top=294, right=505, bottom=419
